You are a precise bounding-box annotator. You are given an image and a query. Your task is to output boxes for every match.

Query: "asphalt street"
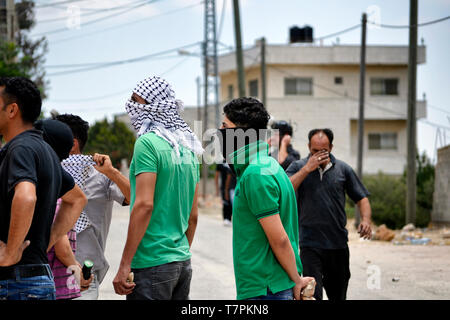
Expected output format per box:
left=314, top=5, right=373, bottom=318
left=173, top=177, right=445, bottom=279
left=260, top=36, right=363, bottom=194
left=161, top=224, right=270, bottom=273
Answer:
left=98, top=202, right=450, bottom=300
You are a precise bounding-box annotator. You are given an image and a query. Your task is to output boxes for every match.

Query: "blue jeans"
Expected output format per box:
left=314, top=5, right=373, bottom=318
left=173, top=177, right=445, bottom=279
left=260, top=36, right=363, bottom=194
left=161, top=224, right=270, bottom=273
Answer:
left=127, top=259, right=192, bottom=300
left=246, top=288, right=294, bottom=300
left=0, top=264, right=56, bottom=300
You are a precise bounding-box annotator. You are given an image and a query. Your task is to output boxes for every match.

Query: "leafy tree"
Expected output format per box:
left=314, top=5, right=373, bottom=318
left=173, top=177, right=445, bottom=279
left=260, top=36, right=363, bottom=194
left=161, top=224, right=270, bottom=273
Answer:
left=84, top=118, right=136, bottom=169
left=0, top=1, right=48, bottom=98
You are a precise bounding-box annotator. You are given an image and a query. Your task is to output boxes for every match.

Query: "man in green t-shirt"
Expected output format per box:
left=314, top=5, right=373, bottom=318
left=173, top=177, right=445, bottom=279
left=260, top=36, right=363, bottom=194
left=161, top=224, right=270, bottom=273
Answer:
left=218, top=97, right=314, bottom=300
left=113, top=76, right=203, bottom=300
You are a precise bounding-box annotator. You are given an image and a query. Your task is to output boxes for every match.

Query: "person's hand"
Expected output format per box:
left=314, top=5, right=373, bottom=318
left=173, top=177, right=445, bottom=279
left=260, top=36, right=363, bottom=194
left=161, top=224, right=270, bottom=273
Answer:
left=72, top=263, right=94, bottom=291
left=280, top=134, right=292, bottom=147
left=0, top=240, right=30, bottom=267
left=304, top=150, right=329, bottom=173
left=358, top=220, right=372, bottom=240
left=93, top=153, right=115, bottom=176
left=113, top=264, right=136, bottom=295
left=293, top=276, right=315, bottom=300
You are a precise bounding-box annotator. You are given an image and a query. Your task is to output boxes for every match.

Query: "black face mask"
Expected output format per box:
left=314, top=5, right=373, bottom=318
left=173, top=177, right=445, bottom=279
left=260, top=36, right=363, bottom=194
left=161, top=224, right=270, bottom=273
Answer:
left=217, top=127, right=264, bottom=165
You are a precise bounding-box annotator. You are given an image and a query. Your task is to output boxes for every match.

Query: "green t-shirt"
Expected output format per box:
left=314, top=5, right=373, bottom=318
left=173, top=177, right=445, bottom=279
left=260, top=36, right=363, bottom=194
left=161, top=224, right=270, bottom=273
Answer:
left=129, top=132, right=200, bottom=269
left=231, top=141, right=303, bottom=300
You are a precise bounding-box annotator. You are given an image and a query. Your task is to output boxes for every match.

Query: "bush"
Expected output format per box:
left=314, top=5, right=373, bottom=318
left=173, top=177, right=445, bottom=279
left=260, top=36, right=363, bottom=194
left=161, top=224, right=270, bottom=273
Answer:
left=362, top=174, right=407, bottom=229
left=358, top=152, right=434, bottom=230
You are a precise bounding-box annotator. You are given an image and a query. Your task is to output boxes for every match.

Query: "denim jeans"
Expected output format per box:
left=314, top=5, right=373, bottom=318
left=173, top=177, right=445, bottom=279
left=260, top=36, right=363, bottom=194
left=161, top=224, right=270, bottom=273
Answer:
left=246, top=288, right=294, bottom=300
left=0, top=264, right=56, bottom=300
left=127, top=259, right=192, bottom=300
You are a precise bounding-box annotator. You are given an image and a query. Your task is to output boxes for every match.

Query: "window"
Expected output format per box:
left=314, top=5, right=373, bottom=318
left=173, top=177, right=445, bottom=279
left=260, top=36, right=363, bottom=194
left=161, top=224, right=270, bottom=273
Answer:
left=370, top=78, right=399, bottom=95
left=248, top=79, right=258, bottom=98
left=334, top=77, right=343, bottom=85
left=284, top=77, right=313, bottom=96
left=368, top=133, right=398, bottom=150
left=227, top=84, right=233, bottom=100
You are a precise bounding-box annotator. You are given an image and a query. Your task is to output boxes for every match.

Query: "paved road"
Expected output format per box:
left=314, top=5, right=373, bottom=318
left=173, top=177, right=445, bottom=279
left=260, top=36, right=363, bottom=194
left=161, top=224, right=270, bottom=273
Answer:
left=99, top=202, right=450, bottom=300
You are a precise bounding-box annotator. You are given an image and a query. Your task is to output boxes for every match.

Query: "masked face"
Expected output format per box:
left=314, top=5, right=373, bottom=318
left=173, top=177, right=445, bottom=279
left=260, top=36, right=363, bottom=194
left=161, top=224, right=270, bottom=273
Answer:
left=217, top=127, right=263, bottom=164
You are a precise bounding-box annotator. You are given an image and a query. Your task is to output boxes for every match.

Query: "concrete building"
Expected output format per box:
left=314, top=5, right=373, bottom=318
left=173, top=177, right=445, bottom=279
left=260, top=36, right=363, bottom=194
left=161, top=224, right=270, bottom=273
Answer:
left=0, top=0, right=17, bottom=42
left=432, top=145, right=450, bottom=224
left=217, top=40, right=427, bottom=175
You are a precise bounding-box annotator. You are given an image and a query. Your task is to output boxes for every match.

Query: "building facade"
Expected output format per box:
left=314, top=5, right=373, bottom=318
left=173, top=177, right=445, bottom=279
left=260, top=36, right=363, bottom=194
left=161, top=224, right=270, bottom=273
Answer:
left=217, top=42, right=427, bottom=175
left=0, top=0, right=17, bottom=42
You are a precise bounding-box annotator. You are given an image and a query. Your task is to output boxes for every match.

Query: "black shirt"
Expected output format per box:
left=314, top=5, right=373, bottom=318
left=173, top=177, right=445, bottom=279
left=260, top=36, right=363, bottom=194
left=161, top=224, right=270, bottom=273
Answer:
left=271, top=144, right=301, bottom=171
left=286, top=154, right=369, bottom=249
left=0, top=130, right=75, bottom=267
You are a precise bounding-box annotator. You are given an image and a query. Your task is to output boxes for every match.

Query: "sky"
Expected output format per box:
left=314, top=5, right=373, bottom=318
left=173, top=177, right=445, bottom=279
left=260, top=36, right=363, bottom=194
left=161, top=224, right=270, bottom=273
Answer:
left=28, top=0, right=450, bottom=161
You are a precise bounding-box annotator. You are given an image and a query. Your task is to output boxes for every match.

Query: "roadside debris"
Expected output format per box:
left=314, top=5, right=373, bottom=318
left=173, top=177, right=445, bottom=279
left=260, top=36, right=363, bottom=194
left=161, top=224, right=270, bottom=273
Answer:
left=373, top=224, right=396, bottom=241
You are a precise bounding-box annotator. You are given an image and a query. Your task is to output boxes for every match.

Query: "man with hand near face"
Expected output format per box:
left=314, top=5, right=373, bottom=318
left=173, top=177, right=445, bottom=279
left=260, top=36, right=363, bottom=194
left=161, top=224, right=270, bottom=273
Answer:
left=286, top=128, right=372, bottom=301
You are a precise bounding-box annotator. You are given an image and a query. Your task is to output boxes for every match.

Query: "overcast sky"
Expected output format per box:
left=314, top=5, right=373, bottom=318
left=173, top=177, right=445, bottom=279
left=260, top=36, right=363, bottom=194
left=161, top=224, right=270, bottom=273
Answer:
left=29, top=0, right=450, bottom=161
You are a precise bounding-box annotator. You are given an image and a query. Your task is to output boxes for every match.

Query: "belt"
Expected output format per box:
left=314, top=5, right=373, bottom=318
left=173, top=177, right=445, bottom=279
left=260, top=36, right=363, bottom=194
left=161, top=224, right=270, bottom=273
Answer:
left=0, top=265, right=51, bottom=281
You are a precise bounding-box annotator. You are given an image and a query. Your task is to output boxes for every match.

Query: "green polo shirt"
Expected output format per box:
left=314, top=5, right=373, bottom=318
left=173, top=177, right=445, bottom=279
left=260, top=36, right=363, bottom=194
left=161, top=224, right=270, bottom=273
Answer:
left=231, top=140, right=303, bottom=300
left=129, top=132, right=200, bottom=269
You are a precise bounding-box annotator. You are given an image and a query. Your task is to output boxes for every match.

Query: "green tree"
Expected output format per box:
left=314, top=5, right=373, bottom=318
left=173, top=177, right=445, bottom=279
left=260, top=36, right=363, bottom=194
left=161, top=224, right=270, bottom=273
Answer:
left=0, top=1, right=48, bottom=97
left=84, top=118, right=136, bottom=169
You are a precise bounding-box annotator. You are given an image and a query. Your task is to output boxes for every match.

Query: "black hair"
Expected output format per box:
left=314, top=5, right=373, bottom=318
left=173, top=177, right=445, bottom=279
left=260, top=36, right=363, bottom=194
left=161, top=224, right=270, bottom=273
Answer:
left=223, top=97, right=270, bottom=130
left=308, top=128, right=334, bottom=146
left=0, top=77, right=42, bottom=124
left=271, top=120, right=293, bottom=137
left=54, top=114, right=89, bottom=152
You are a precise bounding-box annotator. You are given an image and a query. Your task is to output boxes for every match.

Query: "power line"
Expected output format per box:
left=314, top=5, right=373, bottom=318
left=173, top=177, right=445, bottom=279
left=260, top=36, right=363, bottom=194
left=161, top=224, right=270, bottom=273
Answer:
left=48, top=55, right=193, bottom=108
left=46, top=42, right=200, bottom=76
left=419, top=119, right=450, bottom=130
left=427, top=104, right=450, bottom=115
left=33, top=0, right=160, bottom=37
left=217, top=0, right=227, bottom=42
left=48, top=1, right=204, bottom=45
left=37, top=0, right=149, bottom=24
left=368, top=15, right=450, bottom=29
left=314, top=24, right=361, bottom=41
left=45, top=54, right=182, bottom=69
left=35, top=0, right=90, bottom=8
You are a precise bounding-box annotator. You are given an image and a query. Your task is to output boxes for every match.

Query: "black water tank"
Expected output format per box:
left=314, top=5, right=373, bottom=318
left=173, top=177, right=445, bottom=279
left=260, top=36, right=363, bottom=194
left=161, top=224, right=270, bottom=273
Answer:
left=289, top=25, right=314, bottom=43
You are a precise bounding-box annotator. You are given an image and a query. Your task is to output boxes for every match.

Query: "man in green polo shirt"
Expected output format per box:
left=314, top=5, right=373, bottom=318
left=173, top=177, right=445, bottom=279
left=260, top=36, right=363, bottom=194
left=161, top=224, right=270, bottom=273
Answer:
left=112, top=76, right=203, bottom=300
left=219, top=97, right=314, bottom=300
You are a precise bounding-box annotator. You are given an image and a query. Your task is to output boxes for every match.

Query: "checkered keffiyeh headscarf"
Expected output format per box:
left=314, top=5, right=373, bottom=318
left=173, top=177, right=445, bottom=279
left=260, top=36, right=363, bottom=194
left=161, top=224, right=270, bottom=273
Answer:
left=125, top=76, right=204, bottom=156
left=61, top=154, right=96, bottom=233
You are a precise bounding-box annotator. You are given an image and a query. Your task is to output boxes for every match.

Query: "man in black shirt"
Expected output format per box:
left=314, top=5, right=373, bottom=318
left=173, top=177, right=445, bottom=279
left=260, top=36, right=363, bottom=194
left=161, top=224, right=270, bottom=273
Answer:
left=270, top=121, right=300, bottom=171
left=0, top=77, right=87, bottom=300
left=286, top=128, right=372, bottom=301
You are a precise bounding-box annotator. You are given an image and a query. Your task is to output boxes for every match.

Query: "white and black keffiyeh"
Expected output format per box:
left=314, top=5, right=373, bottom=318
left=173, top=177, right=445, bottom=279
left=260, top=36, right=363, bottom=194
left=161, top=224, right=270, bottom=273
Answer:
left=61, top=154, right=96, bottom=233
left=125, top=76, right=204, bottom=156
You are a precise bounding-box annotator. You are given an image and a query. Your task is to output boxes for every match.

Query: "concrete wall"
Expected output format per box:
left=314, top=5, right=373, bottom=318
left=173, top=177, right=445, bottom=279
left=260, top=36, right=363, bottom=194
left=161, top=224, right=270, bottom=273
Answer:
left=432, top=145, right=450, bottom=223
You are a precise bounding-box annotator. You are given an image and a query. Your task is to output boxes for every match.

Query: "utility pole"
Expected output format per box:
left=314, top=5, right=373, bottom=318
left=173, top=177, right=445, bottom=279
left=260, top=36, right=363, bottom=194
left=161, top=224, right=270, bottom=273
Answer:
left=260, top=37, right=267, bottom=107
left=406, top=0, right=418, bottom=225
left=232, top=0, right=245, bottom=97
left=202, top=0, right=220, bottom=199
left=202, top=41, right=209, bottom=200
left=355, top=12, right=367, bottom=229
left=196, top=76, right=201, bottom=122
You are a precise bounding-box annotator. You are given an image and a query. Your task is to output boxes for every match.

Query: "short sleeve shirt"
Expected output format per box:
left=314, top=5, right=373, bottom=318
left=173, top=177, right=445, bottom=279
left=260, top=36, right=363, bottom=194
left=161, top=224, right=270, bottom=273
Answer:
left=130, top=133, right=200, bottom=269
left=232, top=151, right=302, bottom=300
left=0, top=130, right=74, bottom=266
left=75, top=167, right=126, bottom=284
left=286, top=154, right=370, bottom=249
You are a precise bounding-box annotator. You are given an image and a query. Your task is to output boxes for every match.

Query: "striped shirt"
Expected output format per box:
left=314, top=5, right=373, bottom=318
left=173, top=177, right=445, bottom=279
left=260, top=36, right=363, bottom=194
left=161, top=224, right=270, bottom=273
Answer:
left=47, top=199, right=81, bottom=300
